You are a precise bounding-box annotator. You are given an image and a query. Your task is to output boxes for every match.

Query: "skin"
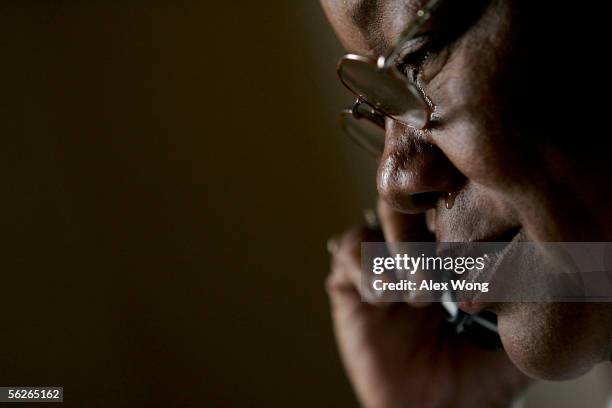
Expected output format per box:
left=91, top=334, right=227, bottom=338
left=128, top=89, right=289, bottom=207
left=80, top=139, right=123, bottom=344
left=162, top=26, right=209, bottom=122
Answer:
left=323, top=0, right=612, bottom=406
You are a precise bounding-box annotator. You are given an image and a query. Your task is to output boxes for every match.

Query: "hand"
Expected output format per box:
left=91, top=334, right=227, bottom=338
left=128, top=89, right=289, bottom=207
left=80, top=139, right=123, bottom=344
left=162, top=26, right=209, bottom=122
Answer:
left=326, top=199, right=530, bottom=408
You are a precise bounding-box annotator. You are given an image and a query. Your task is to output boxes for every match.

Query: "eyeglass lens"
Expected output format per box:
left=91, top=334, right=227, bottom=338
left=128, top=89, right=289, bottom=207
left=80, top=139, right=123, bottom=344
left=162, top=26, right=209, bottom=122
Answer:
left=338, top=56, right=428, bottom=129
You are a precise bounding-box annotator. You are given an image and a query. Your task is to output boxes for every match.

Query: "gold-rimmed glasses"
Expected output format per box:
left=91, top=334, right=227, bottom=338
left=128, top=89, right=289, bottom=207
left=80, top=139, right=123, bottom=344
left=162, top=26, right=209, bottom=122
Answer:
left=336, top=0, right=444, bottom=157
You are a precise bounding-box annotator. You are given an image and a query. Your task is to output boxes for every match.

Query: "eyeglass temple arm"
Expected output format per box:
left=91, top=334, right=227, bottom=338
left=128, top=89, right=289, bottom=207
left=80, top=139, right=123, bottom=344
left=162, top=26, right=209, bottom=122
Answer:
left=378, top=0, right=445, bottom=70
left=351, top=99, right=386, bottom=128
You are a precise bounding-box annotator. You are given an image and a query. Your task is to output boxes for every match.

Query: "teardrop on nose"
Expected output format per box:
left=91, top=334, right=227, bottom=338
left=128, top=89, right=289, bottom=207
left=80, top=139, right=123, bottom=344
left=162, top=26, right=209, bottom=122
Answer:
left=445, top=191, right=458, bottom=210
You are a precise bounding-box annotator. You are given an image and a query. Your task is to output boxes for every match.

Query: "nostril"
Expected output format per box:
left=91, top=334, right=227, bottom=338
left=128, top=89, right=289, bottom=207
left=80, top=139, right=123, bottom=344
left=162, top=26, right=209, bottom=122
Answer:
left=410, top=191, right=440, bottom=210
left=397, top=192, right=441, bottom=214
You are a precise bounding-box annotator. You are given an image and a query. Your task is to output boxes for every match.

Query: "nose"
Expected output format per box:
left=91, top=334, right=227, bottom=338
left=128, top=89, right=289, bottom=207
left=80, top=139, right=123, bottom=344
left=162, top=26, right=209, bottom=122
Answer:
left=377, top=120, right=464, bottom=214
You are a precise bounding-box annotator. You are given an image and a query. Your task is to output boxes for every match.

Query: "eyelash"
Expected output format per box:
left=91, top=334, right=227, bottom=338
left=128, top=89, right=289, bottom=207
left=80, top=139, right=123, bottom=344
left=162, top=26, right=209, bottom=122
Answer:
left=399, top=49, right=432, bottom=80
left=396, top=35, right=441, bottom=81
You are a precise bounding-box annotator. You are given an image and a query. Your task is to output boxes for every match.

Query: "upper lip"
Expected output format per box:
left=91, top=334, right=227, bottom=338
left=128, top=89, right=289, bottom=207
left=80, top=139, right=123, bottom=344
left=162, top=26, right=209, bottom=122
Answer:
left=474, top=226, right=523, bottom=243
left=435, top=226, right=523, bottom=256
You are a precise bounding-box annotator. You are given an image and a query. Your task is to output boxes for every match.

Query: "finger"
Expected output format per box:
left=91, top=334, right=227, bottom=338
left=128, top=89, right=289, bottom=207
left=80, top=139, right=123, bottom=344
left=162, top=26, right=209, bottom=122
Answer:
left=377, top=198, right=431, bottom=242
left=377, top=198, right=435, bottom=306
left=326, top=225, right=390, bottom=307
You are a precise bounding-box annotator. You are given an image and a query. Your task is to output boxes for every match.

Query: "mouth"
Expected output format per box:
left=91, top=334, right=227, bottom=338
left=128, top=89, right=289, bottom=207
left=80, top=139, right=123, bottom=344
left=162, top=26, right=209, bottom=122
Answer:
left=452, top=226, right=524, bottom=314
left=476, top=225, right=523, bottom=244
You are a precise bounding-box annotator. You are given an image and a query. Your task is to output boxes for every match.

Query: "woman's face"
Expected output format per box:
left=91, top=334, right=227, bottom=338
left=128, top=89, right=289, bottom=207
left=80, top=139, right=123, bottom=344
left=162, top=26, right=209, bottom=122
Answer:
left=322, top=0, right=612, bottom=379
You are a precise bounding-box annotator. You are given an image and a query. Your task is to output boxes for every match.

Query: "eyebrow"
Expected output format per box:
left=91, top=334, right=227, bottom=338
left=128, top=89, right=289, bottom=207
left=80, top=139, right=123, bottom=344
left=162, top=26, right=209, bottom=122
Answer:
left=349, top=0, right=427, bottom=54
left=350, top=0, right=383, bottom=47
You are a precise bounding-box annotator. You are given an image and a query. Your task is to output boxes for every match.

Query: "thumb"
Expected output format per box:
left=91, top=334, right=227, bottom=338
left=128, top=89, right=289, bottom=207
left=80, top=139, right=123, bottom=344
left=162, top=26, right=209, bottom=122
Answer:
left=377, top=198, right=432, bottom=242
left=377, top=198, right=434, bottom=306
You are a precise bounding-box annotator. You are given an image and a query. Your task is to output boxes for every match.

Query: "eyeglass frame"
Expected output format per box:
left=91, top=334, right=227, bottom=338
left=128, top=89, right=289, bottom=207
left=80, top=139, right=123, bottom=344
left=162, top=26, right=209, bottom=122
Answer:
left=336, top=0, right=444, bottom=138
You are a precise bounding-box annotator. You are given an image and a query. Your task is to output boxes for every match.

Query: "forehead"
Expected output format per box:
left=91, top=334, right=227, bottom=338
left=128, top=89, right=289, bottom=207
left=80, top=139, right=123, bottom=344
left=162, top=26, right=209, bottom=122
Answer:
left=320, top=0, right=423, bottom=56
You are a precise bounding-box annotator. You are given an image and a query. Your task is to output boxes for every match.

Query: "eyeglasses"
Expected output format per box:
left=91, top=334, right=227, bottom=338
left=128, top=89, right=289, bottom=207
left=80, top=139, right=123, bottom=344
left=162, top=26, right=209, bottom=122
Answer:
left=337, top=0, right=444, bottom=158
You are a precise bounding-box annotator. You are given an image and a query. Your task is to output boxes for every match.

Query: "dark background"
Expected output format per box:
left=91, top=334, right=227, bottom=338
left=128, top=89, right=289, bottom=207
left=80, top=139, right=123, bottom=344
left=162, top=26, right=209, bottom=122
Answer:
left=1, top=1, right=377, bottom=407
left=1, top=2, right=609, bottom=407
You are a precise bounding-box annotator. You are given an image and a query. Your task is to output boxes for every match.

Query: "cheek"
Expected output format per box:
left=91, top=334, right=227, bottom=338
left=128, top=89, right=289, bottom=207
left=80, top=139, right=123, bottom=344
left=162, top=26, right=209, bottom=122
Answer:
left=430, top=104, right=520, bottom=193
left=427, top=50, right=529, bottom=193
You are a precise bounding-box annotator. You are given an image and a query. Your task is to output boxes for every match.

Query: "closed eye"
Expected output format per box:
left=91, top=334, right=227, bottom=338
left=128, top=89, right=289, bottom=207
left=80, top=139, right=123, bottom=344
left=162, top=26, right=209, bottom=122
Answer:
left=396, top=34, right=438, bottom=80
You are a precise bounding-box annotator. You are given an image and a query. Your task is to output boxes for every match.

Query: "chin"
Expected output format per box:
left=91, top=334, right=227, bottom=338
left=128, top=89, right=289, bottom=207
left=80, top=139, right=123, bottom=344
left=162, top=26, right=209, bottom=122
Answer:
left=496, top=302, right=610, bottom=381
